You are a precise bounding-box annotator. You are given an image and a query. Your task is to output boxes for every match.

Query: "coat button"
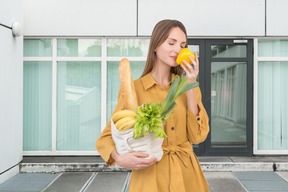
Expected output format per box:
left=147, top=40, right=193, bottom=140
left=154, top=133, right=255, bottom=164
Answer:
left=171, top=127, right=175, bottom=130
left=197, top=117, right=200, bottom=121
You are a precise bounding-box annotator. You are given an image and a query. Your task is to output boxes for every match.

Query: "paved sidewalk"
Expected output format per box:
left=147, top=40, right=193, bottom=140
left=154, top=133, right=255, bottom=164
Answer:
left=1, top=171, right=288, bottom=191
left=1, top=156, right=288, bottom=191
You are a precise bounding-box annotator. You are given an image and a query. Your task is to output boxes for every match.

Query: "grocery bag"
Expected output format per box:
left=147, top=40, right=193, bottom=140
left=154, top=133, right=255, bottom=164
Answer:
left=111, top=119, right=164, bottom=161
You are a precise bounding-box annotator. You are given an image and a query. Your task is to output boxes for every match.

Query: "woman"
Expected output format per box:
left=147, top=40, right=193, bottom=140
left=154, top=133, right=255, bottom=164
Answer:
left=96, top=19, right=210, bottom=192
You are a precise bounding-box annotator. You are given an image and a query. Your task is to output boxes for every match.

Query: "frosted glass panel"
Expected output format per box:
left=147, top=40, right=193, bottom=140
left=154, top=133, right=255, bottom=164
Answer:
left=58, top=39, right=101, bottom=57
left=258, top=62, right=288, bottom=150
left=57, top=61, right=101, bottom=151
left=23, top=61, right=52, bottom=151
left=211, top=45, right=246, bottom=58
left=258, top=40, right=288, bottom=57
left=107, top=39, right=150, bottom=57
left=24, top=39, right=52, bottom=57
left=106, top=61, right=145, bottom=122
left=211, top=62, right=247, bottom=146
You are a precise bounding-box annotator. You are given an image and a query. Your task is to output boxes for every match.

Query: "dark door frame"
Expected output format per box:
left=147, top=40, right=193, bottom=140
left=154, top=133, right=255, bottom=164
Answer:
left=189, top=39, right=253, bottom=156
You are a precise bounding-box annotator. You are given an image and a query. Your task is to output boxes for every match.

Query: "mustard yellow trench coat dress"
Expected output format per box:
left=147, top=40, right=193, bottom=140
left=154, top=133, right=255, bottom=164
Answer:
left=96, top=73, right=210, bottom=192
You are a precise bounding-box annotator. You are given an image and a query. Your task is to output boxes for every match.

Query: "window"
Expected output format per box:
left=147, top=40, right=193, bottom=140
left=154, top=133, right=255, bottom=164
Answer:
left=106, top=38, right=149, bottom=122
left=211, top=62, right=246, bottom=147
left=23, top=61, right=52, bottom=151
left=256, top=39, right=288, bottom=154
left=57, top=61, right=101, bottom=151
left=23, top=38, right=149, bottom=155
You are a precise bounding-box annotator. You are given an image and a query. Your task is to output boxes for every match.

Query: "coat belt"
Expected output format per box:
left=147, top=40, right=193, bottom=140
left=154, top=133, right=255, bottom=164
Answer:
left=162, top=142, right=193, bottom=192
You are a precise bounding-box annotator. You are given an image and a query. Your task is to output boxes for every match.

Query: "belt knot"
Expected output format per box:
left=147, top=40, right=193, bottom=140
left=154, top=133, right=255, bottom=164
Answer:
left=163, top=142, right=192, bottom=156
left=161, top=142, right=193, bottom=192
left=164, top=144, right=178, bottom=155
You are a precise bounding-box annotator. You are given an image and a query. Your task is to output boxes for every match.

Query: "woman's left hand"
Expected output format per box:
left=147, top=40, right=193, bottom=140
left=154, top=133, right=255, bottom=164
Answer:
left=181, top=53, right=199, bottom=84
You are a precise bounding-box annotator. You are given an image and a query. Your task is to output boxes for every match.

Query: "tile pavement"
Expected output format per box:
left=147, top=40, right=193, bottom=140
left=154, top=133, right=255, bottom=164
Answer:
left=1, top=156, right=288, bottom=191
left=1, top=171, right=288, bottom=192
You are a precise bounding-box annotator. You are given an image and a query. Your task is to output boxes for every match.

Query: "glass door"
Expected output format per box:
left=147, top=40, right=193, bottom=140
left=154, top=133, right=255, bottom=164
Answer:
left=188, top=39, right=253, bottom=156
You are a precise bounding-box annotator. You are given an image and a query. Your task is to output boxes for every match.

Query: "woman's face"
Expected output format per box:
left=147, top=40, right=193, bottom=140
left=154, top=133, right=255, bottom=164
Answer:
left=154, top=27, right=187, bottom=68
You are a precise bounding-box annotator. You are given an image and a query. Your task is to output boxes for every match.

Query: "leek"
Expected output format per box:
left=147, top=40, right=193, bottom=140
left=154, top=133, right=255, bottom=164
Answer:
left=133, top=75, right=199, bottom=139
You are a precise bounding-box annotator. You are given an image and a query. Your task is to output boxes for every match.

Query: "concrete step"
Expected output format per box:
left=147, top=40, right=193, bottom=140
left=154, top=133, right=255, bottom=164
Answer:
left=20, top=162, right=288, bottom=173
left=20, top=156, right=288, bottom=173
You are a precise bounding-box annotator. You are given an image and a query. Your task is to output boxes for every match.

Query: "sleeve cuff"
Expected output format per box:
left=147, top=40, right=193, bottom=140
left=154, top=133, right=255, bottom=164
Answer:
left=96, top=140, right=117, bottom=166
left=104, top=145, right=117, bottom=166
left=187, top=104, right=203, bottom=125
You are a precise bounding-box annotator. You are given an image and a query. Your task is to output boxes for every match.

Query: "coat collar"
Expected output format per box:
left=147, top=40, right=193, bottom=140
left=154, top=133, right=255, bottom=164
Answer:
left=140, top=72, right=177, bottom=91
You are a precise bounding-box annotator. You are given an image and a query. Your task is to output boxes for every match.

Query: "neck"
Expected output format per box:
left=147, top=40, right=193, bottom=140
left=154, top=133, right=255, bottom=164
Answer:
left=151, top=60, right=171, bottom=89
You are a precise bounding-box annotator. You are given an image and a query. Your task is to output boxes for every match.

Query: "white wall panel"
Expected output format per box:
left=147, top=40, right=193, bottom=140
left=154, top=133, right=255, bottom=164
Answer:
left=23, top=0, right=137, bottom=36
left=0, top=1, right=22, bottom=27
left=266, top=0, right=288, bottom=36
left=0, top=0, right=23, bottom=183
left=138, top=0, right=265, bottom=37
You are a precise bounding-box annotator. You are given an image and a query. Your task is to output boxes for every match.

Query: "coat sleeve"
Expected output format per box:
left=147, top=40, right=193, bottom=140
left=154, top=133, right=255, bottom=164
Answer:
left=187, top=87, right=210, bottom=144
left=95, top=88, right=125, bottom=166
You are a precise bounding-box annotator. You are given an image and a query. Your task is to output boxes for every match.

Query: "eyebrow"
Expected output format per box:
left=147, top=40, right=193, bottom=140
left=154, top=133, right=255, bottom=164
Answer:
left=168, top=38, right=186, bottom=44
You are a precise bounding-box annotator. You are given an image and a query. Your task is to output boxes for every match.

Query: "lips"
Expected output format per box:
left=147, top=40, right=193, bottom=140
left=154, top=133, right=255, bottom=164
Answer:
left=170, top=56, right=177, bottom=60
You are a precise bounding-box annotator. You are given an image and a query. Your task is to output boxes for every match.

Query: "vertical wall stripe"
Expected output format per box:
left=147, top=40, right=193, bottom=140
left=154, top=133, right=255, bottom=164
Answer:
left=136, top=0, right=138, bottom=36
left=265, top=0, right=267, bottom=36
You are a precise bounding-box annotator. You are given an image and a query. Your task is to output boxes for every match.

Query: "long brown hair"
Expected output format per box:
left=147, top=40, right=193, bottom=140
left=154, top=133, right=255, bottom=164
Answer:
left=141, top=19, right=188, bottom=77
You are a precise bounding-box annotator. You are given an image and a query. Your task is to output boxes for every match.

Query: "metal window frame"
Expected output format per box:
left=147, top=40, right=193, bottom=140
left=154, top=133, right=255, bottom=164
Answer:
left=188, top=39, right=253, bottom=156
left=23, top=37, right=148, bottom=156
left=254, top=38, right=288, bottom=155
left=205, top=39, right=253, bottom=156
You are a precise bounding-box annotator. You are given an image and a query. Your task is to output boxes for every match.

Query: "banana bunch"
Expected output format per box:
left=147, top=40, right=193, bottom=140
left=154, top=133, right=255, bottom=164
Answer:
left=111, top=110, right=137, bottom=131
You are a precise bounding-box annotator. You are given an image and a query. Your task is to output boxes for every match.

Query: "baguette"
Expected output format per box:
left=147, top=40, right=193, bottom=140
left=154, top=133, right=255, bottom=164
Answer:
left=119, top=58, right=138, bottom=112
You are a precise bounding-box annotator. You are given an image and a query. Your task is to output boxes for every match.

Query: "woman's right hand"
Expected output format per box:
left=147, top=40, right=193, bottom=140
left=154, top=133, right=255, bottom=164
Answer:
left=111, top=150, right=157, bottom=170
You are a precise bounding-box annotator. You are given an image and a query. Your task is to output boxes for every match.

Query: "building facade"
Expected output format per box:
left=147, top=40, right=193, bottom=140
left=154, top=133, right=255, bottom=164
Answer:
left=0, top=0, right=23, bottom=184
left=1, top=0, right=288, bottom=183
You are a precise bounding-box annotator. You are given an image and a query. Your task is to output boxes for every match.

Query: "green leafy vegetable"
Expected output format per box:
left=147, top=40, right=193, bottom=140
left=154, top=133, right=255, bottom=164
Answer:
left=162, top=75, right=199, bottom=116
left=133, top=102, right=168, bottom=139
left=133, top=75, right=199, bottom=139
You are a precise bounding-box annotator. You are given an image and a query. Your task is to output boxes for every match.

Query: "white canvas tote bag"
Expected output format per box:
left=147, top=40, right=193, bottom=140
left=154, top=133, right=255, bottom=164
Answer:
left=111, top=119, right=164, bottom=161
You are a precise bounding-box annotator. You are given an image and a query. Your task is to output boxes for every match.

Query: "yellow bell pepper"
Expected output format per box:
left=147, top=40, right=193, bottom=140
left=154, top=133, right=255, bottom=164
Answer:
left=176, top=48, right=196, bottom=67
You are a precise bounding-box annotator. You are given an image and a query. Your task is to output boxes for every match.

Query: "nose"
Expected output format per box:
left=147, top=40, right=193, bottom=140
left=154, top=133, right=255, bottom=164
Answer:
left=175, top=45, right=182, bottom=54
